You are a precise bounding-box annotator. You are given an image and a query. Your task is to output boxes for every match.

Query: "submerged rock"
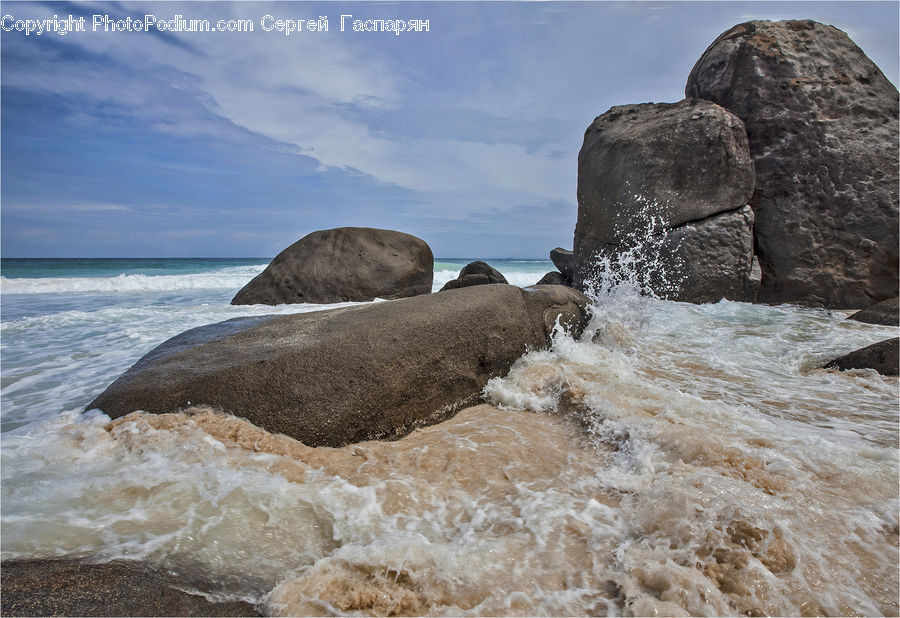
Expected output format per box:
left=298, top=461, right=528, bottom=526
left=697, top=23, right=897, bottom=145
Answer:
left=848, top=297, right=899, bottom=327
left=439, top=260, right=508, bottom=291
left=824, top=338, right=899, bottom=376
left=89, top=285, right=590, bottom=447
left=686, top=20, right=899, bottom=308
left=0, top=559, right=259, bottom=617
left=232, top=227, right=433, bottom=305
left=574, top=99, right=758, bottom=303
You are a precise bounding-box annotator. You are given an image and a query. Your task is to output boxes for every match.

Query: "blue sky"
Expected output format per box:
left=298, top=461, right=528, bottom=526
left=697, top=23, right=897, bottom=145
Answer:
left=2, top=1, right=897, bottom=258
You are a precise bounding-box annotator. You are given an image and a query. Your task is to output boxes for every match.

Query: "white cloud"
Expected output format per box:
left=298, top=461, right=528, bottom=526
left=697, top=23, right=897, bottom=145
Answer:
left=68, top=203, right=135, bottom=212
left=4, top=201, right=136, bottom=213
left=7, top=1, right=573, bottom=212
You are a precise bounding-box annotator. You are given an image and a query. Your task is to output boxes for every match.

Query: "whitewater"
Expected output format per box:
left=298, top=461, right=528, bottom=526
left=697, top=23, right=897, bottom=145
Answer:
left=1, top=257, right=897, bottom=616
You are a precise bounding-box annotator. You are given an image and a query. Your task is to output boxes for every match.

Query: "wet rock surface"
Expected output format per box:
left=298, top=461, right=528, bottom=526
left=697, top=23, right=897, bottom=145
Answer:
left=90, top=285, right=590, bottom=447
left=848, top=297, right=899, bottom=327
left=658, top=205, right=759, bottom=304
left=550, top=247, right=575, bottom=283
left=824, top=337, right=899, bottom=376
left=535, top=271, right=569, bottom=286
left=574, top=99, right=757, bottom=302
left=439, top=260, right=508, bottom=291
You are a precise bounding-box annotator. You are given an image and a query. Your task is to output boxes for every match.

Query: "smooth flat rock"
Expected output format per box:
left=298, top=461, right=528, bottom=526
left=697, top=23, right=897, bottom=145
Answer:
left=232, top=227, right=433, bottom=305
left=824, top=337, right=899, bottom=376
left=848, top=297, right=899, bottom=327
left=686, top=20, right=899, bottom=308
left=90, top=285, right=590, bottom=447
left=0, top=559, right=259, bottom=617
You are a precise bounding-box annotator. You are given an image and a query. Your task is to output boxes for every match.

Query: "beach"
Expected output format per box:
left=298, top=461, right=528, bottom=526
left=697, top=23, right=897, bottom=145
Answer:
left=1, top=257, right=897, bottom=615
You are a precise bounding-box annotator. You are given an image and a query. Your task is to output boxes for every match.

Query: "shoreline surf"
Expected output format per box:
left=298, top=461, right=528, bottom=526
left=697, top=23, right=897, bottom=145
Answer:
left=1, top=257, right=897, bottom=615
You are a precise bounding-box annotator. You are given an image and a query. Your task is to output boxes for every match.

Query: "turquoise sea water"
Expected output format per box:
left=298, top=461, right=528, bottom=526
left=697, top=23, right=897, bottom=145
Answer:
left=1, top=257, right=551, bottom=279
left=0, top=257, right=272, bottom=279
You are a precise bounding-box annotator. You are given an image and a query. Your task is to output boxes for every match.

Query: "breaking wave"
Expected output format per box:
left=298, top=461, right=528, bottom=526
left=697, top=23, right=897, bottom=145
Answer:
left=1, top=235, right=896, bottom=615
left=0, top=266, right=265, bottom=295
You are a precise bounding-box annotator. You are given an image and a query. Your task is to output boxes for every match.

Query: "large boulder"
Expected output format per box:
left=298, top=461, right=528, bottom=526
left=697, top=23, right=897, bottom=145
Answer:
left=848, top=297, right=899, bottom=327
left=574, top=99, right=758, bottom=302
left=439, top=260, right=508, bottom=291
left=232, top=227, right=433, bottom=305
left=0, top=559, right=259, bottom=617
left=686, top=20, right=900, bottom=308
left=89, top=285, right=590, bottom=448
left=824, top=338, right=899, bottom=376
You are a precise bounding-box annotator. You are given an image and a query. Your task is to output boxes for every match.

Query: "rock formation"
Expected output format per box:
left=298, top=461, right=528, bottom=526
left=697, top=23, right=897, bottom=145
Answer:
left=848, top=297, right=899, bottom=326
left=574, top=99, right=758, bottom=302
left=232, top=227, right=433, bottom=305
left=550, top=248, right=575, bottom=283
left=686, top=19, right=899, bottom=307
left=90, top=285, right=590, bottom=448
left=535, top=271, right=569, bottom=286
left=658, top=206, right=761, bottom=303
left=439, top=260, right=508, bottom=291
left=824, top=337, right=899, bottom=376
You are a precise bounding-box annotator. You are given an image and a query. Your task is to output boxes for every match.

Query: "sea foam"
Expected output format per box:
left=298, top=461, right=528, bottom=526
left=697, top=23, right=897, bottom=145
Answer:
left=0, top=266, right=264, bottom=294
left=1, top=249, right=896, bottom=615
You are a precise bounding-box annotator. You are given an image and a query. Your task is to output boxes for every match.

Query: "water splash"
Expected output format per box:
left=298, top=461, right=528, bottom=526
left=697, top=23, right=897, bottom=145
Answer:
left=3, top=251, right=896, bottom=616
left=579, top=195, right=684, bottom=303
left=485, top=247, right=898, bottom=617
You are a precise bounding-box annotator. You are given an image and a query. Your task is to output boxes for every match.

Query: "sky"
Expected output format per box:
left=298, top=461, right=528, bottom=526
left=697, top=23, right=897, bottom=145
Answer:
left=1, top=1, right=898, bottom=258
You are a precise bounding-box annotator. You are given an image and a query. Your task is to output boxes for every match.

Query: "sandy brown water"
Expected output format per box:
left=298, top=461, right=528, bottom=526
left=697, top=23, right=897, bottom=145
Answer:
left=106, top=404, right=624, bottom=615
left=3, top=291, right=897, bottom=616
left=95, top=361, right=898, bottom=617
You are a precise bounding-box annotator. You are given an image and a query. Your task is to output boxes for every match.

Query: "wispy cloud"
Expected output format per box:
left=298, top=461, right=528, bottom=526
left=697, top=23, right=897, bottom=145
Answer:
left=3, top=0, right=897, bottom=257
left=69, top=203, right=134, bottom=212
left=4, top=1, right=575, bottom=206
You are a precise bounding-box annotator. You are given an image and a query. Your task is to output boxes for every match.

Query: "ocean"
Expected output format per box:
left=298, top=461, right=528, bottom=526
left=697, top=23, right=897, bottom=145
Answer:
left=1, top=257, right=897, bottom=616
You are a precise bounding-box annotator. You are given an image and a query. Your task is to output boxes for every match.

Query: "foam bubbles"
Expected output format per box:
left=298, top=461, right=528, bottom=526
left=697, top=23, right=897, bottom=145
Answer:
left=0, top=265, right=265, bottom=295
left=2, top=406, right=626, bottom=613
left=479, top=207, right=898, bottom=614
left=1, top=249, right=896, bottom=615
left=481, top=286, right=898, bottom=616
left=579, top=195, right=685, bottom=303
